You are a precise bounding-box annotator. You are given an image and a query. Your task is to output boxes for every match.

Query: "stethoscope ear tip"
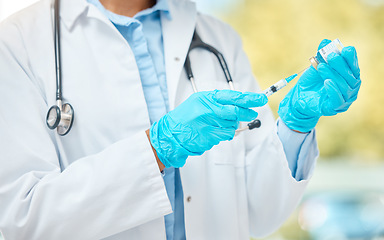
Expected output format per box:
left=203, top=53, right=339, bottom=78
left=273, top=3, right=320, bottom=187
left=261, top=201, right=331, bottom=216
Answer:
left=248, top=119, right=261, bottom=130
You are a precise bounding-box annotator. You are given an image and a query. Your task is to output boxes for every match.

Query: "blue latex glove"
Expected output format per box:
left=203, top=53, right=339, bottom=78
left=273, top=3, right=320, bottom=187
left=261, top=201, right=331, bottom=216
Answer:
left=150, top=90, right=268, bottom=168
left=278, top=39, right=361, bottom=133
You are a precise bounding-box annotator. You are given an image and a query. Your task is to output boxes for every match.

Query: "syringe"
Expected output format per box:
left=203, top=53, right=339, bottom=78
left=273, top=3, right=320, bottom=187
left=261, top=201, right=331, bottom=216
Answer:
left=262, top=73, right=298, bottom=97
left=260, top=39, right=343, bottom=98
left=235, top=68, right=307, bottom=134
left=235, top=39, right=344, bottom=134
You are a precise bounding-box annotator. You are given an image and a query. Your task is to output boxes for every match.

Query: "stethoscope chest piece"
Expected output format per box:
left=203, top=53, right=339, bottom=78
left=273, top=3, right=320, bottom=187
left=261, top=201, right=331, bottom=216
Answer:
left=46, top=101, right=74, bottom=136
left=46, top=105, right=61, bottom=129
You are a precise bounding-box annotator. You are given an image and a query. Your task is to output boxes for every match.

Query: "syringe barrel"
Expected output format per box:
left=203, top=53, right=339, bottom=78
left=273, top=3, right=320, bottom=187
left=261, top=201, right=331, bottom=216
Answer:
left=263, top=79, right=287, bottom=97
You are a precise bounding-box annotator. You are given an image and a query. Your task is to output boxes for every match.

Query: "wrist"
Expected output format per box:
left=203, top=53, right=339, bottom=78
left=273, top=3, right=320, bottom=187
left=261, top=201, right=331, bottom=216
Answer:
left=145, top=129, right=165, bottom=172
left=292, top=129, right=310, bottom=134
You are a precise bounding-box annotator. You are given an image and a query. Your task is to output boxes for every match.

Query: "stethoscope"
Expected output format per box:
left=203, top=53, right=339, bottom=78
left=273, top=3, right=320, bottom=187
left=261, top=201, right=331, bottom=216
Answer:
left=46, top=0, right=259, bottom=136
left=46, top=0, right=74, bottom=136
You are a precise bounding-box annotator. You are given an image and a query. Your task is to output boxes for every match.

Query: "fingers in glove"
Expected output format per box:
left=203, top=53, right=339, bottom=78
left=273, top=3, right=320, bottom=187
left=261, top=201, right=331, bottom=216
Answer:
left=326, top=52, right=361, bottom=89
left=323, top=79, right=345, bottom=110
left=341, top=46, right=361, bottom=80
left=193, top=126, right=237, bottom=151
left=216, top=104, right=259, bottom=122
left=213, top=90, right=268, bottom=108
left=323, top=79, right=357, bottom=113
left=207, top=117, right=238, bottom=128
left=209, top=125, right=237, bottom=142
left=317, top=63, right=360, bottom=102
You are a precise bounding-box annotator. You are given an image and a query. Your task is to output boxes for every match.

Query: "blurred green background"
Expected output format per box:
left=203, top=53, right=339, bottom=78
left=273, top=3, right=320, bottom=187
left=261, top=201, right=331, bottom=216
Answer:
left=219, top=0, right=384, bottom=160
left=206, top=0, right=384, bottom=239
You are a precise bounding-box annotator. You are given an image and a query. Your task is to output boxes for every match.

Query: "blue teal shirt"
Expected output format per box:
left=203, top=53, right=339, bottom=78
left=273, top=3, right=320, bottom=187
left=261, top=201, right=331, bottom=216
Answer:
left=87, top=0, right=316, bottom=238
left=87, top=0, right=185, bottom=239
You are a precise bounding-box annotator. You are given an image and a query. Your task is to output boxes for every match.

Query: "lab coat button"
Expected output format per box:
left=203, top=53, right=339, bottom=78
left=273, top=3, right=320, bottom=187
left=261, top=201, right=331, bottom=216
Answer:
left=187, top=196, right=192, bottom=202
left=175, top=57, right=180, bottom=62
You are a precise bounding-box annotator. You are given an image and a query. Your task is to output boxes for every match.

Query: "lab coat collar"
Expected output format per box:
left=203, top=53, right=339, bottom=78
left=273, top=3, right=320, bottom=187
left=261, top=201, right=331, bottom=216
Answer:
left=161, top=0, right=197, bottom=110
left=60, top=0, right=130, bottom=31
left=59, top=0, right=171, bottom=30
left=59, top=0, right=90, bottom=30
left=60, top=0, right=197, bottom=110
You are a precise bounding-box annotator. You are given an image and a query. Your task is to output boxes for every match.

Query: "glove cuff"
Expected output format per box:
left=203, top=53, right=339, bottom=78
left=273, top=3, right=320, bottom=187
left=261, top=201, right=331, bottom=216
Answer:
left=149, top=116, right=192, bottom=168
left=279, top=113, right=318, bottom=133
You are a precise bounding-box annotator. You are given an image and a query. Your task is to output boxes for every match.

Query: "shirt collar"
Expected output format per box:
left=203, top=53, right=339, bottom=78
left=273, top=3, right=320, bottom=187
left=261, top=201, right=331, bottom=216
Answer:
left=153, top=0, right=170, bottom=15
left=88, top=0, right=171, bottom=26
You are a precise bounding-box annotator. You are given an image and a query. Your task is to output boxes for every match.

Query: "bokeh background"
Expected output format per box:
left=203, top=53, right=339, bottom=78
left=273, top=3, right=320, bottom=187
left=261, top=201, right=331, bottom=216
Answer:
left=206, top=0, right=384, bottom=239
left=1, top=0, right=384, bottom=239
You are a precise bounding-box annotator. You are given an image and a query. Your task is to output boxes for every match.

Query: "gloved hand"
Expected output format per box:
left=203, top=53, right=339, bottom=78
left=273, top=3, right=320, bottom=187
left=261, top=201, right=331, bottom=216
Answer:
left=278, top=39, right=361, bottom=133
left=150, top=90, right=268, bottom=168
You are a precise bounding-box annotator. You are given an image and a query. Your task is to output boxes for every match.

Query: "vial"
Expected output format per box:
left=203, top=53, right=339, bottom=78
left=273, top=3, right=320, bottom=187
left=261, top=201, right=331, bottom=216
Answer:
left=309, top=39, right=344, bottom=69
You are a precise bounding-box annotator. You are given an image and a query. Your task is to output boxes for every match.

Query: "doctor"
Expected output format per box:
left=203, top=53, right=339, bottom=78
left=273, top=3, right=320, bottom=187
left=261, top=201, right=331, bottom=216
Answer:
left=0, top=0, right=360, bottom=239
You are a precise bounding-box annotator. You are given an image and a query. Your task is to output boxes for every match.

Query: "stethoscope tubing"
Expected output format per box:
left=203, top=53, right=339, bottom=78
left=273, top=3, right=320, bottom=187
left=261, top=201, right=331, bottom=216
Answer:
left=184, top=30, right=260, bottom=133
left=54, top=0, right=62, bottom=102
left=184, top=31, right=235, bottom=92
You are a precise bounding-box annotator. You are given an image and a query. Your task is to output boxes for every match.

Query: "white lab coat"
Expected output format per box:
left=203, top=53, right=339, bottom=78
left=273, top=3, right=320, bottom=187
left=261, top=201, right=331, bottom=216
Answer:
left=0, top=0, right=318, bottom=239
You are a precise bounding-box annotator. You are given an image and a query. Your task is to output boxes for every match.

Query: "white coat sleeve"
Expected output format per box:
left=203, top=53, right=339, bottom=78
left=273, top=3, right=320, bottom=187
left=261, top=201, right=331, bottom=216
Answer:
left=230, top=30, right=319, bottom=238
left=0, top=20, right=171, bottom=240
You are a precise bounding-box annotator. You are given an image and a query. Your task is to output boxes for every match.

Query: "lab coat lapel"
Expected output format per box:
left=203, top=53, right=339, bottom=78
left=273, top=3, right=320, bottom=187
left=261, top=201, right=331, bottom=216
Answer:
left=161, top=0, right=197, bottom=110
